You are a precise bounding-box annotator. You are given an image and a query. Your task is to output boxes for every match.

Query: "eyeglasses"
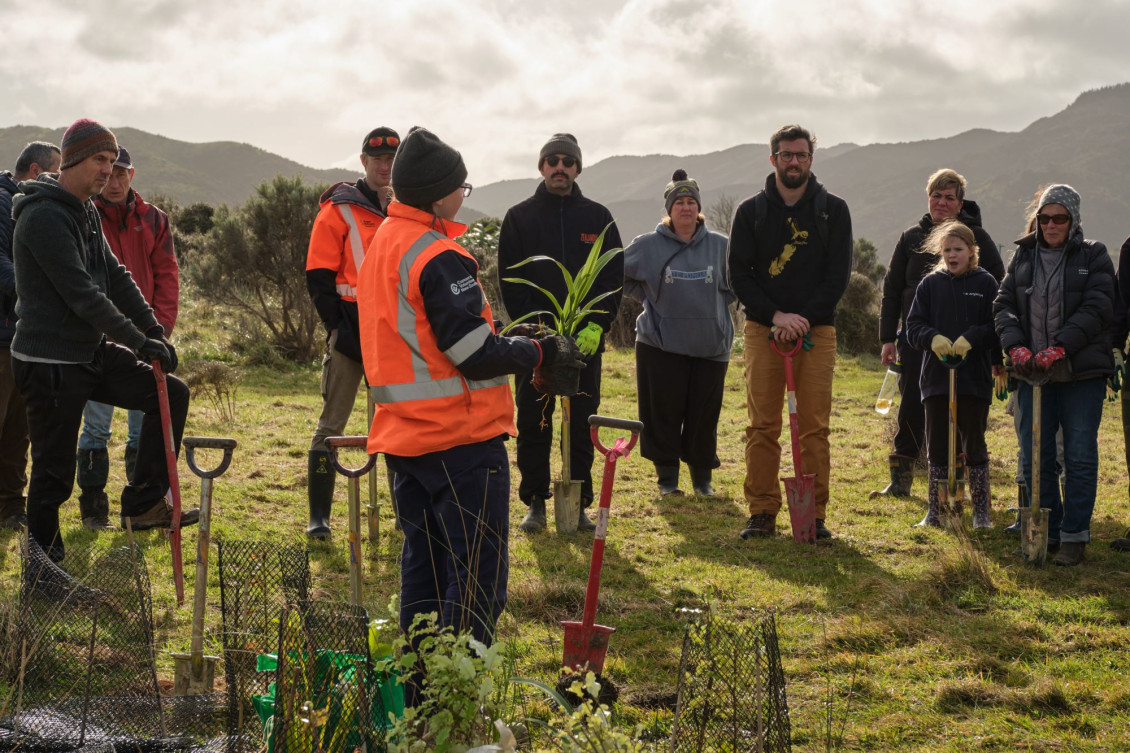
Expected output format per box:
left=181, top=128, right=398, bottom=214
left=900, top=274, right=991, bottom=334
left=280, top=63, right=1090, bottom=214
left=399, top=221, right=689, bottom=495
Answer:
left=461, top=183, right=473, bottom=198
left=1037, top=213, right=1070, bottom=226
left=774, top=151, right=811, bottom=163
left=544, top=155, right=576, bottom=168
left=368, top=136, right=400, bottom=147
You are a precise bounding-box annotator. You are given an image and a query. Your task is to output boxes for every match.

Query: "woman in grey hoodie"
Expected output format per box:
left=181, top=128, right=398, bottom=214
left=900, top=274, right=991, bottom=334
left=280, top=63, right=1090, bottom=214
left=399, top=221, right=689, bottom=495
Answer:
left=624, top=170, right=735, bottom=496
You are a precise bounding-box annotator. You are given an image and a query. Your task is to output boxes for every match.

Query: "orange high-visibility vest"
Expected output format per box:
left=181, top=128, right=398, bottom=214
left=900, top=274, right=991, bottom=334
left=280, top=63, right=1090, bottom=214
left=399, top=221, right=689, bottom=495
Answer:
left=358, top=202, right=516, bottom=456
left=306, top=182, right=385, bottom=302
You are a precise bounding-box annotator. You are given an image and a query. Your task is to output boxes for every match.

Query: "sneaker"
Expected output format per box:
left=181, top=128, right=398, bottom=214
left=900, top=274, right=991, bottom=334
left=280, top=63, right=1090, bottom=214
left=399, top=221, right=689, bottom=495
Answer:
left=740, top=513, right=776, bottom=539
left=124, top=499, right=201, bottom=532
left=1052, top=541, right=1085, bottom=567
left=815, top=519, right=832, bottom=539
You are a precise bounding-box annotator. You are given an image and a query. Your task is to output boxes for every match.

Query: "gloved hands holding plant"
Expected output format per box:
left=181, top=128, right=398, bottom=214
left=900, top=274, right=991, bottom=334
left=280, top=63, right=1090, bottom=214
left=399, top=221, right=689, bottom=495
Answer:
left=536, top=334, right=586, bottom=370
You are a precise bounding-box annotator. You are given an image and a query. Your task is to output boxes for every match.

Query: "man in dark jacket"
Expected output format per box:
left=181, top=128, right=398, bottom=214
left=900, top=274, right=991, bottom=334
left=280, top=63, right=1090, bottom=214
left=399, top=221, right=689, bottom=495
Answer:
left=874, top=169, right=1004, bottom=499
left=11, top=119, right=197, bottom=562
left=993, top=183, right=1114, bottom=566
left=727, top=124, right=853, bottom=540
left=0, top=141, right=60, bottom=529
left=497, top=133, right=623, bottom=533
left=76, top=146, right=180, bottom=531
left=1110, top=235, right=1130, bottom=553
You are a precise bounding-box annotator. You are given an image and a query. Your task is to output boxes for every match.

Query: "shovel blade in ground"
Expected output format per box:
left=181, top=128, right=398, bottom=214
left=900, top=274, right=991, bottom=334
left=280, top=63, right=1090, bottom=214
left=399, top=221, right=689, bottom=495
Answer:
left=784, top=474, right=817, bottom=543
left=938, top=483, right=966, bottom=532
left=554, top=480, right=583, bottom=534
left=1020, top=506, right=1051, bottom=565
left=561, top=620, right=616, bottom=674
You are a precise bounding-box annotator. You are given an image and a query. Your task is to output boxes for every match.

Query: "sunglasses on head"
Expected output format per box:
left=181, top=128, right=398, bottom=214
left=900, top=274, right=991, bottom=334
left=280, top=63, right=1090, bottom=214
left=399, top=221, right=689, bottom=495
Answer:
left=544, top=155, right=576, bottom=168
left=1037, top=213, right=1070, bottom=226
left=369, top=136, right=400, bottom=148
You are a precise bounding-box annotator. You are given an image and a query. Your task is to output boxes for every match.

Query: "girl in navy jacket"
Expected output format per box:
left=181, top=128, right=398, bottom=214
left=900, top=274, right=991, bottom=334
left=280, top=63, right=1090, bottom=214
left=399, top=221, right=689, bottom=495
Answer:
left=905, top=220, right=1001, bottom=529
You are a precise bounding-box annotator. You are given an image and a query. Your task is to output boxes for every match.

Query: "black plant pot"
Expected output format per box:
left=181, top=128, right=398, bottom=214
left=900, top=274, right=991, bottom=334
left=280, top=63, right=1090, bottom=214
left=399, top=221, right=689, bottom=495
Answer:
left=533, top=361, right=582, bottom=396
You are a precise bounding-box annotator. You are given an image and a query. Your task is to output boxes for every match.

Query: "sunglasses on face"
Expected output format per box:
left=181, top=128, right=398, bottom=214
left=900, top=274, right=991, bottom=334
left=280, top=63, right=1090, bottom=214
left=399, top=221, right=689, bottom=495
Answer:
left=369, top=136, right=400, bottom=148
left=1037, top=213, right=1071, bottom=226
left=544, top=155, right=576, bottom=168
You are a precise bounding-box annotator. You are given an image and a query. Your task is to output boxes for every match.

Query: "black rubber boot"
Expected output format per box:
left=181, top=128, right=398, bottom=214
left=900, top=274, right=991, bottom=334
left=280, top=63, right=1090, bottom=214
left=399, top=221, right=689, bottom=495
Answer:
left=916, top=464, right=945, bottom=527
left=969, top=463, right=992, bottom=529
left=77, top=448, right=116, bottom=532
left=1004, top=484, right=1026, bottom=534
left=869, top=454, right=914, bottom=499
left=519, top=496, right=547, bottom=533
left=124, top=444, right=139, bottom=484
left=689, top=465, right=715, bottom=497
left=306, top=450, right=335, bottom=540
left=578, top=503, right=596, bottom=532
left=655, top=462, right=683, bottom=497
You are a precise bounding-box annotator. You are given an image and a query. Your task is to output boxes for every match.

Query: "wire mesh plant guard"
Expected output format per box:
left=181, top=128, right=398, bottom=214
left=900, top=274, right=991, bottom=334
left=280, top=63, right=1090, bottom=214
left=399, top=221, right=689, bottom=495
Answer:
left=264, top=600, right=395, bottom=753
left=670, top=610, right=792, bottom=753
left=2, top=534, right=198, bottom=751
left=216, top=539, right=310, bottom=742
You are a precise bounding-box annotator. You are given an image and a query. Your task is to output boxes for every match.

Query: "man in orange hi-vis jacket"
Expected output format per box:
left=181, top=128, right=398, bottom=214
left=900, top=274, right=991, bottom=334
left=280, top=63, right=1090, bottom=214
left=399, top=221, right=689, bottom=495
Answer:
left=304, top=127, right=398, bottom=539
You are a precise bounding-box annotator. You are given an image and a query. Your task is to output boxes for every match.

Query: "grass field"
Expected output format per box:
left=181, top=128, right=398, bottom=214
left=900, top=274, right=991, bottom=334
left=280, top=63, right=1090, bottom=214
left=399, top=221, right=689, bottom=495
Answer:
left=3, top=297, right=1130, bottom=751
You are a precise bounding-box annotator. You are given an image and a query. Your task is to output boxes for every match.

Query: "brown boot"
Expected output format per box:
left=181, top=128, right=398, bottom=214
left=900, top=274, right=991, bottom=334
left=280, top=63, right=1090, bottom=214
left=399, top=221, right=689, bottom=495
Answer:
left=124, top=496, right=200, bottom=532
left=740, top=512, right=777, bottom=539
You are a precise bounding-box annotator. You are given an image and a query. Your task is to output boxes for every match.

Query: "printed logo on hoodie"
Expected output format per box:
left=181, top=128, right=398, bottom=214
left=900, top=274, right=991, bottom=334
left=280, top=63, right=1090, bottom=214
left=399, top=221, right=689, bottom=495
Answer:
left=769, top=217, right=808, bottom=277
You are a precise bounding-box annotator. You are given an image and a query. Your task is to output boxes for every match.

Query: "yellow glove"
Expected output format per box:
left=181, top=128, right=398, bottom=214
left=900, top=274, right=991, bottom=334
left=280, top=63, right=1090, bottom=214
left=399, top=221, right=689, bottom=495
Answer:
left=951, top=336, right=972, bottom=358
left=994, top=371, right=1009, bottom=401
left=930, top=334, right=953, bottom=359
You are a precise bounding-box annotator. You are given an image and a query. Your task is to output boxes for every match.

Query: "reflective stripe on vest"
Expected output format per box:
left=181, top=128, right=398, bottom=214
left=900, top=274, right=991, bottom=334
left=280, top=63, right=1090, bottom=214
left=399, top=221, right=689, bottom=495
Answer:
left=339, top=205, right=368, bottom=281
left=371, top=231, right=506, bottom=404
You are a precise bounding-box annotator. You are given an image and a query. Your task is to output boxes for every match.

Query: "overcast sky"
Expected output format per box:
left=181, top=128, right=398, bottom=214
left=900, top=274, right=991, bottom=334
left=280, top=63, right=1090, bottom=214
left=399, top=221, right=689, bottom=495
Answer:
left=2, top=0, right=1128, bottom=185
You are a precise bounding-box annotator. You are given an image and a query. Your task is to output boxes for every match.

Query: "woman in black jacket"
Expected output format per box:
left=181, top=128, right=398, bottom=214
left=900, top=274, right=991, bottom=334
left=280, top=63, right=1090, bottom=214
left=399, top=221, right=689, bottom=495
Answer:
left=993, top=184, right=1115, bottom=566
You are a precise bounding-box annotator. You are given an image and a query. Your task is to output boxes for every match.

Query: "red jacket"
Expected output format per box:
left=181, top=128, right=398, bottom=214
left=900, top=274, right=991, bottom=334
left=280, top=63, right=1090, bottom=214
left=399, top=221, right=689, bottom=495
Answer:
left=94, top=189, right=179, bottom=334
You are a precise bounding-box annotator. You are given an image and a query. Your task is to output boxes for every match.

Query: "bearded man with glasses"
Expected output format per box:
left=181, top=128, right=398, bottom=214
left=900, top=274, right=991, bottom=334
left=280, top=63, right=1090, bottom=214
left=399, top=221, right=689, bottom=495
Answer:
left=497, top=133, right=623, bottom=533
left=994, top=184, right=1115, bottom=567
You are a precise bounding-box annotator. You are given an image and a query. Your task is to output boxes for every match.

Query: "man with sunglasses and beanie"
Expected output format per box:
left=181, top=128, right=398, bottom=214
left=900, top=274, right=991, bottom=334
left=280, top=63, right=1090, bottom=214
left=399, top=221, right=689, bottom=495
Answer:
left=497, top=133, right=623, bottom=533
left=727, top=124, right=853, bottom=541
left=357, top=126, right=583, bottom=662
left=304, top=126, right=398, bottom=539
left=11, top=118, right=194, bottom=562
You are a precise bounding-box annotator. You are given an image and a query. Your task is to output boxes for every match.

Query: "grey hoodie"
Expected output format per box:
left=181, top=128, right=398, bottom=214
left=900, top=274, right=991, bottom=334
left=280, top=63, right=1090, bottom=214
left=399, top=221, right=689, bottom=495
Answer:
left=11, top=174, right=156, bottom=362
left=623, top=222, right=735, bottom=361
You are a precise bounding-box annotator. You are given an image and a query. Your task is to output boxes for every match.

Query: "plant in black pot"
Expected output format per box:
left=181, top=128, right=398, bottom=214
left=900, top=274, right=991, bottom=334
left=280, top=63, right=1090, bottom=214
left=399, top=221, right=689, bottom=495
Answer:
left=502, top=223, right=622, bottom=397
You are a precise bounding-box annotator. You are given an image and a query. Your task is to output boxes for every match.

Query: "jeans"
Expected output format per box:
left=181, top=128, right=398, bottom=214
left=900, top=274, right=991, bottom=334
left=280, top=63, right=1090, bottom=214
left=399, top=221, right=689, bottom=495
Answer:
left=78, top=401, right=142, bottom=450
left=1015, top=378, right=1104, bottom=543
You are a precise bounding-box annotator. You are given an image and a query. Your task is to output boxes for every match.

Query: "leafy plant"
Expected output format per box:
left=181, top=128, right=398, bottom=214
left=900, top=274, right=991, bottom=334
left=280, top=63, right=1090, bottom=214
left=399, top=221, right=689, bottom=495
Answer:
left=501, top=222, right=622, bottom=337
left=512, top=674, right=652, bottom=752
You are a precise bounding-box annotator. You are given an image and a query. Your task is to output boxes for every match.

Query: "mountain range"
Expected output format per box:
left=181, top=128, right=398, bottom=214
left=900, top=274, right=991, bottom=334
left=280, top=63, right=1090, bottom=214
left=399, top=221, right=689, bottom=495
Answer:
left=3, top=83, right=1129, bottom=261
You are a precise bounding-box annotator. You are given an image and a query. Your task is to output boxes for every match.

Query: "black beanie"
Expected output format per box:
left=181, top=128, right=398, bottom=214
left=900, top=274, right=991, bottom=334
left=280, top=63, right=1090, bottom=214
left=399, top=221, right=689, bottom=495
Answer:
left=391, top=126, right=467, bottom=209
left=538, top=133, right=582, bottom=173
left=362, top=126, right=400, bottom=156
left=664, top=169, right=701, bottom=214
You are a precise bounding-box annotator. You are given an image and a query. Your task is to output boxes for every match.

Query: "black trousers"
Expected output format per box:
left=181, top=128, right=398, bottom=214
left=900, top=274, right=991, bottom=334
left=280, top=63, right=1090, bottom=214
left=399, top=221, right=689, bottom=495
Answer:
left=893, top=341, right=926, bottom=458
left=513, top=352, right=601, bottom=506
left=635, top=341, right=727, bottom=467
left=14, top=341, right=189, bottom=549
left=923, top=394, right=989, bottom=467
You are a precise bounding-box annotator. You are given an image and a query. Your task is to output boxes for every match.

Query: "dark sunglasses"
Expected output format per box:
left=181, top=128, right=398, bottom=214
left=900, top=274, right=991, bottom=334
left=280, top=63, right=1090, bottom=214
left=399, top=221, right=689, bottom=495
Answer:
left=1037, top=213, right=1071, bottom=226
left=369, top=136, right=400, bottom=148
left=544, top=155, right=576, bottom=168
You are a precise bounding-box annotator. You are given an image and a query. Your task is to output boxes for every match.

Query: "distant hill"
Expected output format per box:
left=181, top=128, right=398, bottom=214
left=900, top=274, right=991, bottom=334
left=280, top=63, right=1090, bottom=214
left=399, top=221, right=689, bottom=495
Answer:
left=6, top=84, right=1129, bottom=258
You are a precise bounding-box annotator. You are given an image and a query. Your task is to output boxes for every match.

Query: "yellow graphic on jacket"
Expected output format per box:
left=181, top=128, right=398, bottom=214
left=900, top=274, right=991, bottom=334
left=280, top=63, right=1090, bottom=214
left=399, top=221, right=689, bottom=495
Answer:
left=769, top=217, right=808, bottom=277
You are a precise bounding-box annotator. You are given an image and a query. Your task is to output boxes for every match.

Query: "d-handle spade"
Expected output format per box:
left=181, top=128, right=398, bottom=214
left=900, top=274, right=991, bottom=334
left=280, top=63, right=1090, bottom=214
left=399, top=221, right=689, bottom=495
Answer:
left=938, top=356, right=966, bottom=532
left=326, top=436, right=377, bottom=605
left=173, top=436, right=236, bottom=696
left=1020, top=380, right=1051, bottom=565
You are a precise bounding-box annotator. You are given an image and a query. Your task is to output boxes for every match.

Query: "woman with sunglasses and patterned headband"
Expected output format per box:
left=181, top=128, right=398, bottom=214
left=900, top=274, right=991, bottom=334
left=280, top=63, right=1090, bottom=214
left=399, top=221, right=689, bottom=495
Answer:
left=993, top=184, right=1116, bottom=566
left=623, top=169, right=735, bottom=497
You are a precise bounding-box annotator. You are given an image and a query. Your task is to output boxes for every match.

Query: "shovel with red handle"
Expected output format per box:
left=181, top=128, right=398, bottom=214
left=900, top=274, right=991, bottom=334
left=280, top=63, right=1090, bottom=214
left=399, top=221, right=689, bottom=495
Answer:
left=561, top=415, right=642, bottom=674
left=152, top=361, right=185, bottom=605
left=769, top=336, right=817, bottom=544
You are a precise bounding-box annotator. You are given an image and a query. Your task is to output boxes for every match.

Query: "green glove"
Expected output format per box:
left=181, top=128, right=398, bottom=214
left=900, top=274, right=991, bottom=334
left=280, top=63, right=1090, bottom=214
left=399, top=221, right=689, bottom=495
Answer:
left=575, top=322, right=603, bottom=357
left=931, top=334, right=953, bottom=360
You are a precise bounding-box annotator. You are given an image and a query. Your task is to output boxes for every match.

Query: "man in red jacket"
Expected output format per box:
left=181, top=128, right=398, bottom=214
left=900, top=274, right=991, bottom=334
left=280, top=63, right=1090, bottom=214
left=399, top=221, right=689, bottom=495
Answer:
left=77, top=146, right=179, bottom=531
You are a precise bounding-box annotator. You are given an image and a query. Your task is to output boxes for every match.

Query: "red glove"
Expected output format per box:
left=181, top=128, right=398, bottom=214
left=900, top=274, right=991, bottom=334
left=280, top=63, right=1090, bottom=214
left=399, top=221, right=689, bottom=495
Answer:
left=1008, top=346, right=1034, bottom=377
left=1034, top=346, right=1066, bottom=370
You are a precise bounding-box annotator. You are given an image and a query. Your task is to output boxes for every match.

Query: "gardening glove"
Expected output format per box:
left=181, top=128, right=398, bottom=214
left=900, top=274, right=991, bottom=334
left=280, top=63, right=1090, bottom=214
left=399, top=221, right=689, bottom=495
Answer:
left=139, top=338, right=176, bottom=373
left=950, top=336, right=972, bottom=359
left=536, top=335, right=586, bottom=369
left=801, top=331, right=815, bottom=351
left=1034, top=346, right=1065, bottom=371
left=507, top=322, right=544, bottom=338
left=994, top=369, right=1009, bottom=401
left=575, top=322, right=603, bottom=357
left=1111, top=348, right=1125, bottom=392
left=930, top=334, right=953, bottom=359
left=1008, top=346, right=1034, bottom=378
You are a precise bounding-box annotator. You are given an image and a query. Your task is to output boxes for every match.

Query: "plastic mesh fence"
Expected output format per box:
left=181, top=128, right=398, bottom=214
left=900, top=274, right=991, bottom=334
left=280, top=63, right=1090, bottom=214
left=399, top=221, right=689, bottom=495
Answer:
left=670, top=611, right=791, bottom=753
left=267, top=601, right=392, bottom=753
left=216, top=539, right=309, bottom=741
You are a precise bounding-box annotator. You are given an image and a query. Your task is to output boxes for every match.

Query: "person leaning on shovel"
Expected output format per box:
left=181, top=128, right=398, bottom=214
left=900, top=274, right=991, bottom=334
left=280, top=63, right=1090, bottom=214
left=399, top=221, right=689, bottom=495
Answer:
left=356, top=127, right=584, bottom=660
left=993, top=184, right=1115, bottom=567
